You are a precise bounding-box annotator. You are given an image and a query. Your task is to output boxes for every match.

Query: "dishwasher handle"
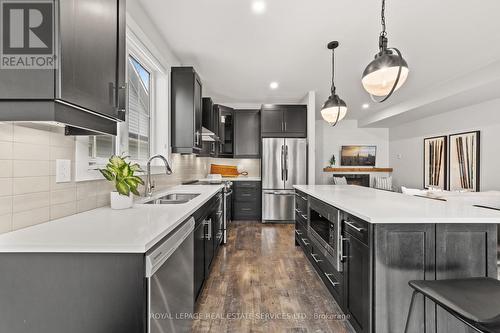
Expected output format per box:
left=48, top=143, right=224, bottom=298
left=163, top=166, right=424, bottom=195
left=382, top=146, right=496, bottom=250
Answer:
left=145, top=217, right=195, bottom=278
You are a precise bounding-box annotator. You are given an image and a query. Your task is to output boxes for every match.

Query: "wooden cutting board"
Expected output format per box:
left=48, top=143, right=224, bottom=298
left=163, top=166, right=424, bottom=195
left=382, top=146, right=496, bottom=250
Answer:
left=210, top=164, right=240, bottom=177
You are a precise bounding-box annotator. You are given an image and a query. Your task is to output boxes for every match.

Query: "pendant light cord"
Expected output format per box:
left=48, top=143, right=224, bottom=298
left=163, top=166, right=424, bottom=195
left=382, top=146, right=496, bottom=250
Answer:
left=331, top=48, right=336, bottom=95
left=380, top=0, right=387, bottom=37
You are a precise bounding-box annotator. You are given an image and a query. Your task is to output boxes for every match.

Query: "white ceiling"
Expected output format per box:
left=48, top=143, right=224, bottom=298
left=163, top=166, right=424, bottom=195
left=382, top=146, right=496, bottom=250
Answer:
left=138, top=0, right=500, bottom=124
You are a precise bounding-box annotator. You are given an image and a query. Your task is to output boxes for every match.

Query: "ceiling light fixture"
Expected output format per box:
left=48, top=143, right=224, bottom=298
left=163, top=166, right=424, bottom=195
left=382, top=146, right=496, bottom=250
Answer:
left=361, top=0, right=409, bottom=102
left=269, top=81, right=279, bottom=89
left=321, top=41, right=347, bottom=127
left=251, top=1, right=266, bottom=14
left=362, top=103, right=370, bottom=109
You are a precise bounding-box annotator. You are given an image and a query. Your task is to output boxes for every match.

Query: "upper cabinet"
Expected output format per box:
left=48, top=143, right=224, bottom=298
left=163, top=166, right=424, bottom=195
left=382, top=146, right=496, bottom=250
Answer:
left=0, top=0, right=126, bottom=135
left=171, top=67, right=203, bottom=154
left=261, top=105, right=307, bottom=138
left=234, top=110, right=260, bottom=158
left=216, top=105, right=234, bottom=158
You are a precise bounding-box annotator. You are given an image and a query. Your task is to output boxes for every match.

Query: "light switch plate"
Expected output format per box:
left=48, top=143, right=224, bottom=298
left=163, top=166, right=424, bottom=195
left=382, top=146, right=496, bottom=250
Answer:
left=56, top=159, right=71, bottom=183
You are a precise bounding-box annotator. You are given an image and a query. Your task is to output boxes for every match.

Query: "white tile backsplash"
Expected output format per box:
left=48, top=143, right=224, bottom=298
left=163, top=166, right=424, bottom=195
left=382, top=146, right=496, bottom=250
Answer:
left=0, top=124, right=209, bottom=234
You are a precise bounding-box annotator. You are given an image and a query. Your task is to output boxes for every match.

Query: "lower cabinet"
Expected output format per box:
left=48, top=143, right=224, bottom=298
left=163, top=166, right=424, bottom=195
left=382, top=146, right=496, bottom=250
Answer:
left=193, top=191, right=223, bottom=302
left=233, top=181, right=261, bottom=220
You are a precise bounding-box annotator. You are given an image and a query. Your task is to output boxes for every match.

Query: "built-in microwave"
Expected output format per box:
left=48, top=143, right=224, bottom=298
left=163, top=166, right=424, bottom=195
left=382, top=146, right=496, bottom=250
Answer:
left=308, top=202, right=342, bottom=272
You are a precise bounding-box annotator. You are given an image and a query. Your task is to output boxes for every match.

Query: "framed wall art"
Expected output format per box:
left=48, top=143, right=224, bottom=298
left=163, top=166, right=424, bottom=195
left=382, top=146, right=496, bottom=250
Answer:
left=449, top=131, right=480, bottom=192
left=423, top=136, right=448, bottom=189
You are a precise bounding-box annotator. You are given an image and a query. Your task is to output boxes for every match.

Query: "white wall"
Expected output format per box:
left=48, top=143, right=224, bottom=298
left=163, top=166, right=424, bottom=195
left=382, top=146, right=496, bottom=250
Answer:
left=301, top=91, right=316, bottom=185
left=315, top=120, right=390, bottom=185
left=389, top=98, right=500, bottom=191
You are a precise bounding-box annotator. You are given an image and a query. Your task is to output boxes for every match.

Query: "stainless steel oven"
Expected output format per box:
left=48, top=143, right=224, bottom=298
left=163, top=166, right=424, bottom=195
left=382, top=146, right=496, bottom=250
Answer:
left=308, top=203, right=342, bottom=272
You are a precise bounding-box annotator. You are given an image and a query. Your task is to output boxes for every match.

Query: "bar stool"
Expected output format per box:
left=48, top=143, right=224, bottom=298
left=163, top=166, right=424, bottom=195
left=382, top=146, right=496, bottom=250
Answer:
left=404, top=277, right=500, bottom=333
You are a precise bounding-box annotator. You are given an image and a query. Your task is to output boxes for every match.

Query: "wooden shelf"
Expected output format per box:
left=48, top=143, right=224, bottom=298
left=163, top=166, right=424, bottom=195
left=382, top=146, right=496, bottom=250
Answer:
left=323, top=167, right=393, bottom=173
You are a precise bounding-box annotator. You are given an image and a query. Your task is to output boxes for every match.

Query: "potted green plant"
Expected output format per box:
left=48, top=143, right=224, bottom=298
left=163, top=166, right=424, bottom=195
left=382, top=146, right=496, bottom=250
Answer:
left=98, top=155, right=144, bottom=210
left=329, top=154, right=336, bottom=168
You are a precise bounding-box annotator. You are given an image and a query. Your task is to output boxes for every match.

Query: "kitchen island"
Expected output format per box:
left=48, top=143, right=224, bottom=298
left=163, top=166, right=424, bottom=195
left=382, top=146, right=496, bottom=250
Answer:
left=294, top=185, right=500, bottom=333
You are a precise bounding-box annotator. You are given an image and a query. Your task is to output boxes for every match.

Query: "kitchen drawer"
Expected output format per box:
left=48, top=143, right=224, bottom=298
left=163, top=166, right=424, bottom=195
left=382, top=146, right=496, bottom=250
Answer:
left=343, top=213, right=370, bottom=245
left=234, top=188, right=259, bottom=202
left=234, top=181, right=260, bottom=190
left=295, top=223, right=311, bottom=251
left=295, top=207, right=308, bottom=226
left=233, top=201, right=260, bottom=220
left=295, top=191, right=308, bottom=213
left=310, top=243, right=344, bottom=305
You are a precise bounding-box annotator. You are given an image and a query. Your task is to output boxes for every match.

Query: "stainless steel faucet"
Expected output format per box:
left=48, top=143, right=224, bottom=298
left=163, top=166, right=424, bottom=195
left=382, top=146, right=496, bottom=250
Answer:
left=144, top=154, right=173, bottom=197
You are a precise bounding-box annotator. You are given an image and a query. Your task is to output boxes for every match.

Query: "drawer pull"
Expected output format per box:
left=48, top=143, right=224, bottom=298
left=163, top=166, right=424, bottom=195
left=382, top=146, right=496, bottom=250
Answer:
left=241, top=208, right=252, bottom=211
left=311, top=253, right=323, bottom=263
left=301, top=214, right=307, bottom=220
left=324, top=273, right=340, bottom=287
left=295, top=208, right=301, bottom=214
left=295, top=230, right=303, bottom=236
left=301, top=238, right=310, bottom=246
left=345, top=220, right=364, bottom=232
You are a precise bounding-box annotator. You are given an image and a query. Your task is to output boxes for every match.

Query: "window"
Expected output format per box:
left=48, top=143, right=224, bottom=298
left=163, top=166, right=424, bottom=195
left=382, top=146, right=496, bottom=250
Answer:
left=127, top=56, right=151, bottom=161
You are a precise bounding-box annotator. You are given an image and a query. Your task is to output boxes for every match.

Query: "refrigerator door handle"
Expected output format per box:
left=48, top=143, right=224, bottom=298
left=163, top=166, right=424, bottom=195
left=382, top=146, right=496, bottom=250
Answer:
left=285, top=145, right=289, bottom=181
left=281, top=145, right=285, bottom=181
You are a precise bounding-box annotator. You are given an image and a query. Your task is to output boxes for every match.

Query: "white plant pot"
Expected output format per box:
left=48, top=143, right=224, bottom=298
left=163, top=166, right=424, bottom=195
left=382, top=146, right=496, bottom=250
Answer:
left=110, top=191, right=133, bottom=210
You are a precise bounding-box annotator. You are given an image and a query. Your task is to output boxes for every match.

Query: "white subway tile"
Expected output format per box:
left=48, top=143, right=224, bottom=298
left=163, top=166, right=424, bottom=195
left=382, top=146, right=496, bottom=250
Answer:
left=96, top=193, right=110, bottom=207
left=0, top=178, right=13, bottom=196
left=13, top=124, right=50, bottom=145
left=13, top=160, right=50, bottom=177
left=50, top=201, right=77, bottom=220
left=49, top=176, right=76, bottom=191
left=12, top=207, right=50, bottom=230
left=13, top=192, right=50, bottom=213
left=50, top=188, right=77, bottom=205
left=0, top=141, right=13, bottom=159
left=0, top=123, right=13, bottom=142
left=49, top=146, right=74, bottom=161
left=13, top=142, right=50, bottom=160
left=0, top=160, right=13, bottom=178
left=77, top=197, right=97, bottom=213
left=76, top=181, right=98, bottom=200
left=13, top=176, right=50, bottom=195
left=0, top=214, right=12, bottom=234
left=49, top=128, right=75, bottom=148
left=0, top=196, right=12, bottom=215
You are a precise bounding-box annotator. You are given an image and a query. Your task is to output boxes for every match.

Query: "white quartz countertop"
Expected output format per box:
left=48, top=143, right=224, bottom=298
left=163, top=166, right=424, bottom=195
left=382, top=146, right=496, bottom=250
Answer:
left=199, top=176, right=261, bottom=181
left=294, top=185, right=500, bottom=224
left=0, top=185, right=223, bottom=253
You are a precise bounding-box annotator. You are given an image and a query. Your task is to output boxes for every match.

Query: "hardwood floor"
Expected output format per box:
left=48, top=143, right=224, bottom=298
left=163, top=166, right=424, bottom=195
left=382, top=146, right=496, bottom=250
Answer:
left=192, top=221, right=354, bottom=333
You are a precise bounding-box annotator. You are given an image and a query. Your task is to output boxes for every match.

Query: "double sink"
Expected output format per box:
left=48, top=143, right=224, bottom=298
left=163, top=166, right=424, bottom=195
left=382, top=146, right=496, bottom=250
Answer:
left=144, top=193, right=200, bottom=205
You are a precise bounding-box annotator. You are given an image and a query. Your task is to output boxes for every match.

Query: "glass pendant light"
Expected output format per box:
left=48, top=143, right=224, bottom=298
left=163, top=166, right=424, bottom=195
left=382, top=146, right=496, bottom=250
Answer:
left=362, top=0, right=409, bottom=102
left=321, top=41, right=347, bottom=126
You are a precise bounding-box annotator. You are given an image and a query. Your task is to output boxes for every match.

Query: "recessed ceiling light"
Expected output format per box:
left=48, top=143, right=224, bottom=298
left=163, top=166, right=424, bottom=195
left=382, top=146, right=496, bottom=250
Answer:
left=270, top=81, right=279, bottom=89
left=252, top=1, right=266, bottom=14
left=362, top=103, right=370, bottom=109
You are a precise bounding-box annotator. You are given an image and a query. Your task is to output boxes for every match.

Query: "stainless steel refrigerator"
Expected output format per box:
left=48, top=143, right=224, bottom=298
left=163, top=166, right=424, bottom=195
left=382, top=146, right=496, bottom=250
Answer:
left=262, top=138, right=307, bottom=222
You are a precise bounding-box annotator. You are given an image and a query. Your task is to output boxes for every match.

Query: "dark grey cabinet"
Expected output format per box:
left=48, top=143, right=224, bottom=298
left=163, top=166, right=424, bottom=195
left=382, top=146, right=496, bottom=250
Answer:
left=0, top=0, right=125, bottom=135
left=261, top=105, right=307, bottom=138
left=344, top=226, right=370, bottom=333
left=234, top=110, right=260, bottom=158
left=233, top=181, right=261, bottom=220
left=171, top=67, right=203, bottom=154
left=216, top=105, right=234, bottom=158
left=193, top=221, right=205, bottom=301
left=59, top=0, right=124, bottom=119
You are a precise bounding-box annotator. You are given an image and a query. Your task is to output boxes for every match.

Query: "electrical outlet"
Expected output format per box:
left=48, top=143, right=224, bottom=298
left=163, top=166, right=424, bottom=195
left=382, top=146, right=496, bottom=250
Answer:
left=56, top=159, right=71, bottom=183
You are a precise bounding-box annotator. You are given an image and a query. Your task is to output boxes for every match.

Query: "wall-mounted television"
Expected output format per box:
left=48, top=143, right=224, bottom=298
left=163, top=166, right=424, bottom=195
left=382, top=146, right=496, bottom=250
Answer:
left=341, top=145, right=377, bottom=166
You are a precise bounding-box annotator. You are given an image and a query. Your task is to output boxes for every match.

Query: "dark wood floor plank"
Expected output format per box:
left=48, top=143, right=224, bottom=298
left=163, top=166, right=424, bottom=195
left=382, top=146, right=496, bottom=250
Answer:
left=193, top=222, right=354, bottom=333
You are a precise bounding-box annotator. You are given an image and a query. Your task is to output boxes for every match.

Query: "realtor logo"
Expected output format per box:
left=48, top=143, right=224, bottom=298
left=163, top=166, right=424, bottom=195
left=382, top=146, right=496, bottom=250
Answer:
left=1, top=0, right=55, bottom=69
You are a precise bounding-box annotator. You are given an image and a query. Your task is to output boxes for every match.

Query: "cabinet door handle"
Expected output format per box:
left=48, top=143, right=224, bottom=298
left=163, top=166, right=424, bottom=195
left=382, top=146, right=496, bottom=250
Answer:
left=339, top=237, right=348, bottom=262
left=345, top=220, right=364, bottom=232
left=301, top=214, right=308, bottom=220
left=295, top=230, right=303, bottom=236
left=311, top=253, right=323, bottom=263
left=301, top=238, right=310, bottom=246
left=324, top=273, right=340, bottom=287
left=284, top=121, right=287, bottom=131
left=295, top=208, right=301, bottom=214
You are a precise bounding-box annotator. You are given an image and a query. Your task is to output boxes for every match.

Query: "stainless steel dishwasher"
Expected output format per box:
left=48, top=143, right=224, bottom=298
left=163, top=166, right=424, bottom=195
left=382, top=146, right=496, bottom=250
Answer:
left=146, top=217, right=194, bottom=333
